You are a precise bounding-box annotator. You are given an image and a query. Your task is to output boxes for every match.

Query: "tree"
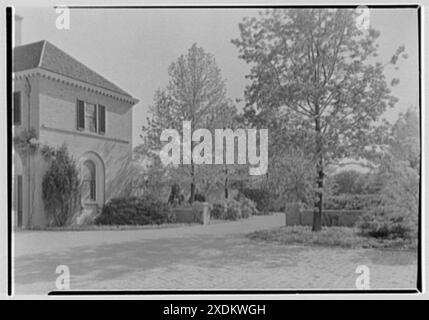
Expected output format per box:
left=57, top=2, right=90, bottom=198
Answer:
left=141, top=43, right=237, bottom=203
left=377, top=107, right=420, bottom=228
left=42, top=144, right=81, bottom=226
left=389, top=107, right=420, bottom=170
left=233, top=8, right=404, bottom=230
left=332, top=169, right=365, bottom=194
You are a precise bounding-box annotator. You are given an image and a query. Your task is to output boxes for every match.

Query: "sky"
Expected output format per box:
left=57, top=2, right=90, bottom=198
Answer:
left=15, top=7, right=419, bottom=147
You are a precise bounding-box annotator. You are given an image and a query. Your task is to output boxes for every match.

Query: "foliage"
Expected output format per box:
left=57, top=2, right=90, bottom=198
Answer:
left=194, top=193, right=206, bottom=202
left=223, top=199, right=242, bottom=220
left=132, top=145, right=169, bottom=200
left=388, top=107, right=420, bottom=170
left=267, top=146, right=317, bottom=208
left=247, top=226, right=416, bottom=250
left=324, top=194, right=381, bottom=210
left=232, top=8, right=404, bottom=230
left=239, top=196, right=259, bottom=218
left=240, top=188, right=270, bottom=212
left=13, top=128, right=39, bottom=155
left=42, top=144, right=81, bottom=227
left=356, top=109, right=420, bottom=240
left=140, top=43, right=238, bottom=203
left=210, top=201, right=226, bottom=219
left=358, top=158, right=419, bottom=239
left=95, top=195, right=173, bottom=225
left=168, top=183, right=185, bottom=207
left=210, top=198, right=252, bottom=220
left=357, top=209, right=416, bottom=240
left=332, top=170, right=365, bottom=194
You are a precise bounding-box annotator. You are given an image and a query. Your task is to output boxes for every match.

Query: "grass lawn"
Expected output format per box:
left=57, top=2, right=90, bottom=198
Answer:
left=247, top=226, right=417, bottom=250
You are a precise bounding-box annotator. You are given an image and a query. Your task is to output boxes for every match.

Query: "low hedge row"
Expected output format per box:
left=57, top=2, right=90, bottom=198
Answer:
left=323, top=194, right=382, bottom=210
left=211, top=197, right=258, bottom=221
left=357, top=209, right=417, bottom=240
left=95, top=194, right=259, bottom=225
left=95, top=196, right=173, bottom=225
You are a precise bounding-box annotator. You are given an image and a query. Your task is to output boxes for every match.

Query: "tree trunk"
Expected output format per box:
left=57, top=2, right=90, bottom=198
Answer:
left=189, top=163, right=195, bottom=204
left=224, top=178, right=229, bottom=199
left=224, top=167, right=228, bottom=199
left=312, top=111, right=324, bottom=232
left=312, top=164, right=324, bottom=231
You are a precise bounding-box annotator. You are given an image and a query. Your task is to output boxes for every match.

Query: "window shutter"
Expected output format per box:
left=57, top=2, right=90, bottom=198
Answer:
left=13, top=92, right=21, bottom=125
left=76, top=99, right=85, bottom=130
left=98, top=105, right=106, bottom=134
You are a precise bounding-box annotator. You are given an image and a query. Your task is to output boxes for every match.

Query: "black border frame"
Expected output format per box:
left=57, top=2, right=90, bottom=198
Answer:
left=6, top=4, right=422, bottom=296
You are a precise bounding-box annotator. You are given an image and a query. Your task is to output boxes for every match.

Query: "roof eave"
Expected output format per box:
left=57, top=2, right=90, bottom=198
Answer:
left=13, top=67, right=139, bottom=105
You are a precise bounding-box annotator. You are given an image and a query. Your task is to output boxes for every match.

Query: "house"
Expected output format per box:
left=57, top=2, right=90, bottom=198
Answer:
left=12, top=39, right=139, bottom=228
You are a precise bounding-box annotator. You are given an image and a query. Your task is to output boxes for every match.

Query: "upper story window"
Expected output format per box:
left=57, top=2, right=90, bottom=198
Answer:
left=85, top=103, right=97, bottom=133
left=76, top=99, right=106, bottom=135
left=13, top=91, right=21, bottom=125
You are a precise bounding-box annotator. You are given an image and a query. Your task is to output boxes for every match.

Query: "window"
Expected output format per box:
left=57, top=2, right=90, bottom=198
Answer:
left=85, top=103, right=97, bottom=133
left=76, top=99, right=85, bottom=130
left=13, top=91, right=21, bottom=125
left=76, top=100, right=106, bottom=134
left=82, top=160, right=96, bottom=201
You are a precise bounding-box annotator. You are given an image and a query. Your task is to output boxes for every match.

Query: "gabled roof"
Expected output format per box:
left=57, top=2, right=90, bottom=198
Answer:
left=13, top=40, right=134, bottom=98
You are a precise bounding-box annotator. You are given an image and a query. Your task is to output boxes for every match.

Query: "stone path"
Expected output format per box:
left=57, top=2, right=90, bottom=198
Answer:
left=13, top=214, right=417, bottom=295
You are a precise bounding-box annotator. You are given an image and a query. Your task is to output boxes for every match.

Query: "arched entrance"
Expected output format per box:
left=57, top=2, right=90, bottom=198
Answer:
left=13, top=150, right=24, bottom=227
left=79, top=151, right=105, bottom=210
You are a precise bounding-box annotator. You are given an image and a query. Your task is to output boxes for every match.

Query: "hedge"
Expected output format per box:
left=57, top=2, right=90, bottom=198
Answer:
left=323, top=194, right=381, bottom=211
left=95, top=196, right=173, bottom=225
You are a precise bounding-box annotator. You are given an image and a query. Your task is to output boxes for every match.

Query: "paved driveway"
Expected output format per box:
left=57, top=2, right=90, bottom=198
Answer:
left=14, top=213, right=417, bottom=295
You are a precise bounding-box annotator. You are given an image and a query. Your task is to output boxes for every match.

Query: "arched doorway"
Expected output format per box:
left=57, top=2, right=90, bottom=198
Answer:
left=13, top=150, right=24, bottom=227
left=79, top=151, right=105, bottom=209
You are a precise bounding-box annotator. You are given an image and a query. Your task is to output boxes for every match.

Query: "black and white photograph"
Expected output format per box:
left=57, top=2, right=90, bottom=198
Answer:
left=0, top=1, right=426, bottom=302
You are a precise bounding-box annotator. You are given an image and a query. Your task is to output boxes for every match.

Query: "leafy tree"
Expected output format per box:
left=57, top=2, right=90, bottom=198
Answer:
left=132, top=144, right=169, bottom=200
left=389, top=107, right=420, bottom=170
left=332, top=169, right=366, bottom=195
left=233, top=8, right=404, bottom=230
left=141, top=43, right=237, bottom=203
left=42, top=144, right=81, bottom=226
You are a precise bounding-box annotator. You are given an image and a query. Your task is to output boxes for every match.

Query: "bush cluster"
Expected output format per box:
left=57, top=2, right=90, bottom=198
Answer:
left=95, top=195, right=173, bottom=225
left=357, top=208, right=416, bottom=240
left=210, top=197, right=258, bottom=220
left=323, top=194, right=381, bottom=210
left=241, top=188, right=270, bottom=212
left=240, top=197, right=259, bottom=218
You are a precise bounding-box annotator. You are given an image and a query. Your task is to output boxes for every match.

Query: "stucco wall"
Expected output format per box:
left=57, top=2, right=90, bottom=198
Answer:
left=38, top=77, right=132, bottom=143
left=13, top=76, right=41, bottom=228
left=13, top=76, right=40, bottom=136
left=13, top=74, right=135, bottom=227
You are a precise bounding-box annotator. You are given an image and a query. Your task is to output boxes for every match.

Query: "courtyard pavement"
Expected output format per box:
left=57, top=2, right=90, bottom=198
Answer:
left=14, top=213, right=417, bottom=295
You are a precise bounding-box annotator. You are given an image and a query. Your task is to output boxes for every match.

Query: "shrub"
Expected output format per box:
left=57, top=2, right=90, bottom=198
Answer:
left=332, top=170, right=365, bottom=194
left=194, top=193, right=206, bottom=202
left=210, top=199, right=246, bottom=220
left=357, top=208, right=416, bottom=240
left=168, top=183, right=184, bottom=207
left=95, top=195, right=173, bottom=225
left=224, top=199, right=242, bottom=220
left=210, top=201, right=226, bottom=219
left=42, top=144, right=81, bottom=227
left=241, top=188, right=270, bottom=212
left=240, top=197, right=258, bottom=218
left=324, top=194, right=381, bottom=210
